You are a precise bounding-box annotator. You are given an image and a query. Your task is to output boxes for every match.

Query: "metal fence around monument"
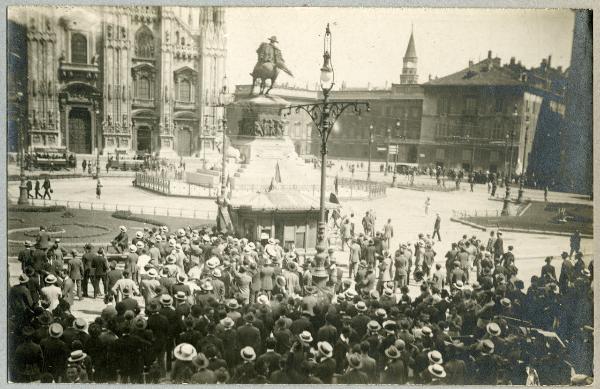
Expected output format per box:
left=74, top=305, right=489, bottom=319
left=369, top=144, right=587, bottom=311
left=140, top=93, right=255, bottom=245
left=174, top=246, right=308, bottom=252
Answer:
left=134, top=172, right=172, bottom=194
left=23, top=198, right=217, bottom=220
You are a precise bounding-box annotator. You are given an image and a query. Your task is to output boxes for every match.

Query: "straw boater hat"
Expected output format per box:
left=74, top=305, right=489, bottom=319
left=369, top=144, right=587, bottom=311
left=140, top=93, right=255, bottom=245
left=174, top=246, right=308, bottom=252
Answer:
left=206, top=257, right=220, bottom=269
left=73, top=318, right=87, bottom=331
left=486, top=322, right=502, bottom=337
left=317, top=341, right=333, bottom=358
left=128, top=245, right=137, bottom=253
left=220, top=317, right=235, bottom=329
left=257, top=294, right=270, bottom=305
left=355, top=301, right=367, bottom=312
left=299, top=331, right=313, bottom=344
left=428, top=350, right=443, bottom=364
left=136, top=231, right=143, bottom=239
left=174, top=343, right=197, bottom=361
left=367, top=320, right=381, bottom=332
left=175, top=291, right=188, bottom=301
left=147, top=268, right=158, bottom=278
left=428, top=363, right=447, bottom=378
left=212, top=269, right=222, bottom=278
left=480, top=339, right=495, bottom=355
left=19, top=274, right=29, bottom=284
left=240, top=346, right=256, bottom=362
left=48, top=323, right=63, bottom=338
left=227, top=300, right=240, bottom=310
left=421, top=326, right=433, bottom=338
left=45, top=274, right=57, bottom=284
left=119, top=226, right=127, bottom=232
left=276, top=275, right=286, bottom=288
left=68, top=350, right=88, bottom=363
left=201, top=281, right=214, bottom=292
left=383, top=288, right=394, bottom=298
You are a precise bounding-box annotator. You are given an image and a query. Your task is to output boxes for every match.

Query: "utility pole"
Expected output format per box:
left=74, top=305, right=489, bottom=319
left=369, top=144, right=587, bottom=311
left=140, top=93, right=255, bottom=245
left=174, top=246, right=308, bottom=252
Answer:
left=367, top=124, right=373, bottom=182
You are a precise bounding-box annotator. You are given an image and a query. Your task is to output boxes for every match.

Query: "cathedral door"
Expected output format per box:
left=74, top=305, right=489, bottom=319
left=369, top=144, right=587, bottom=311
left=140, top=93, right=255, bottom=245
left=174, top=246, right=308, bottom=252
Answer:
left=137, top=126, right=152, bottom=154
left=68, top=108, right=92, bottom=154
left=177, top=128, right=192, bottom=156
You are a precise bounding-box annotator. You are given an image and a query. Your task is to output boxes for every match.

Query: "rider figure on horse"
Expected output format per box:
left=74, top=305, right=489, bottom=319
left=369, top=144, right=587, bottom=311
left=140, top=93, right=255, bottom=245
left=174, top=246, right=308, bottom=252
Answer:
left=251, top=36, right=293, bottom=95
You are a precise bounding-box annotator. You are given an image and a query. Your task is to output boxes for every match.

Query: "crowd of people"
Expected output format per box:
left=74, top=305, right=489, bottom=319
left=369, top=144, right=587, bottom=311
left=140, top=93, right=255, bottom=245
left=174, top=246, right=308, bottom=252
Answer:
left=9, top=220, right=594, bottom=384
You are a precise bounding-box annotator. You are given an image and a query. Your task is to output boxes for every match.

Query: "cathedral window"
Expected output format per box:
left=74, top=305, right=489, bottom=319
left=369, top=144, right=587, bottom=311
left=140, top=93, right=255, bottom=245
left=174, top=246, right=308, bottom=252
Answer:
left=71, top=33, right=87, bottom=64
left=137, top=76, right=151, bottom=99
left=178, top=79, right=192, bottom=102
left=135, top=26, right=154, bottom=58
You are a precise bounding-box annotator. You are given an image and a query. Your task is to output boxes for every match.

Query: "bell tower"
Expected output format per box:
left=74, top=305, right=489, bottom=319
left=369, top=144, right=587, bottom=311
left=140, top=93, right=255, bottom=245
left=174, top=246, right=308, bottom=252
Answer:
left=400, top=27, right=418, bottom=85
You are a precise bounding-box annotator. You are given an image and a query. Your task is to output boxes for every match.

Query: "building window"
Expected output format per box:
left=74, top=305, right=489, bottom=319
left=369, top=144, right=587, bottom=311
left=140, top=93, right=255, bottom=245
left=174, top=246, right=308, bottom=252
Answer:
left=178, top=79, right=191, bottom=102
left=137, top=76, right=151, bottom=99
left=462, top=149, right=472, bottom=161
left=437, top=97, right=448, bottom=115
left=135, top=26, right=154, bottom=58
left=71, top=33, right=87, bottom=64
left=495, top=97, right=504, bottom=113
left=490, top=151, right=499, bottom=162
left=465, top=97, right=477, bottom=115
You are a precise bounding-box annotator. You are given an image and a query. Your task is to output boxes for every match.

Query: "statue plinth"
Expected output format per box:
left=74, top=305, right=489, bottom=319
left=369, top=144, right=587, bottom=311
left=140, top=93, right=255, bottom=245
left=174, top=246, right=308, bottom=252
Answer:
left=227, top=95, right=297, bottom=163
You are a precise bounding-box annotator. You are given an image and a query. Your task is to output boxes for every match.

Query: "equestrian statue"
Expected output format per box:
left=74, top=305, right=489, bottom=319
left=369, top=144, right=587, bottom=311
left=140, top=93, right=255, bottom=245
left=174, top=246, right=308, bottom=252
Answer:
left=250, top=36, right=293, bottom=95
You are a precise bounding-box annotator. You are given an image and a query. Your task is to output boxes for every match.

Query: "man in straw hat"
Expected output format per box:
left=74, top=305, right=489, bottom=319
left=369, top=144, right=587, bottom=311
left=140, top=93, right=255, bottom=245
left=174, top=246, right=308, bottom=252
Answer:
left=111, top=225, right=129, bottom=254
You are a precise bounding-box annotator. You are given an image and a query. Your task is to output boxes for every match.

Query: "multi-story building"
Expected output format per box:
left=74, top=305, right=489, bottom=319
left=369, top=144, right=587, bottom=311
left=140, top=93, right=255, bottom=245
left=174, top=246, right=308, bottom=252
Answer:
left=558, top=10, right=593, bottom=196
left=8, top=6, right=226, bottom=158
left=419, top=50, right=567, bottom=186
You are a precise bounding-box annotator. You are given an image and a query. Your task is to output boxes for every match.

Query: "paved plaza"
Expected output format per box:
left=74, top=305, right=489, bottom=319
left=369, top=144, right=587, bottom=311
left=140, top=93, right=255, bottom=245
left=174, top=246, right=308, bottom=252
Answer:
left=7, top=173, right=593, bottom=322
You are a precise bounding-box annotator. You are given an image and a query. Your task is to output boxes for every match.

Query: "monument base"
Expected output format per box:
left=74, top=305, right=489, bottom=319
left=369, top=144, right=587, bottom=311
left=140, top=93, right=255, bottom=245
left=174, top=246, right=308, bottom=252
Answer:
left=231, top=136, right=298, bottom=163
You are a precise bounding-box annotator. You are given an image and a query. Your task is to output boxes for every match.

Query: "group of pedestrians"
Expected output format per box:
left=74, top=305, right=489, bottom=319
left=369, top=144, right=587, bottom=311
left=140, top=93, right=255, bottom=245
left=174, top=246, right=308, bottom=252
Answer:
left=8, top=219, right=593, bottom=385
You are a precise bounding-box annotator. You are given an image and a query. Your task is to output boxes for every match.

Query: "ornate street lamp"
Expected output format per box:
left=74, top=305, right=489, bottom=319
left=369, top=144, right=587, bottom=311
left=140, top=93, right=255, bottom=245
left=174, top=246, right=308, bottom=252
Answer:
left=367, top=124, right=374, bottom=182
left=501, top=105, right=518, bottom=216
left=16, top=92, right=29, bottom=205
left=517, top=115, right=530, bottom=203
left=282, top=24, right=370, bottom=241
left=210, top=75, right=234, bottom=200
left=283, top=24, right=369, bottom=225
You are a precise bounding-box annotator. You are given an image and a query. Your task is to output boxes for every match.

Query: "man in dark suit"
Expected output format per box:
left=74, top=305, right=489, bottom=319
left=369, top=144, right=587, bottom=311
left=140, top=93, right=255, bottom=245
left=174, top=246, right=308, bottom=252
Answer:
left=36, top=226, right=51, bottom=251
left=67, top=251, right=84, bottom=300
left=314, top=341, right=336, bottom=384
left=40, top=323, right=70, bottom=381
left=541, top=257, right=557, bottom=284
left=106, top=261, right=123, bottom=303
left=493, top=232, right=504, bottom=261
left=17, top=241, right=34, bottom=272
left=237, top=313, right=262, bottom=355
left=317, top=314, right=338, bottom=345
left=34, top=179, right=42, bottom=199
left=42, top=177, right=52, bottom=199
left=432, top=214, right=442, bottom=241
left=9, top=275, right=34, bottom=325
left=559, top=252, right=574, bottom=294
left=91, top=249, right=109, bottom=298
left=255, top=337, right=281, bottom=377
left=351, top=302, right=371, bottom=339
left=81, top=244, right=95, bottom=298
left=26, top=180, right=33, bottom=199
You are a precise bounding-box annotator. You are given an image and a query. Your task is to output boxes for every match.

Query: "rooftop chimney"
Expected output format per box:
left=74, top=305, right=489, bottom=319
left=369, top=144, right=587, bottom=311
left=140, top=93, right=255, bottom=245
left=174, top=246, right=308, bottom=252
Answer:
left=557, top=65, right=563, bottom=73
left=547, top=55, right=552, bottom=69
left=510, top=57, right=516, bottom=66
left=468, top=60, right=474, bottom=68
left=487, top=50, right=492, bottom=59
left=428, top=74, right=432, bottom=81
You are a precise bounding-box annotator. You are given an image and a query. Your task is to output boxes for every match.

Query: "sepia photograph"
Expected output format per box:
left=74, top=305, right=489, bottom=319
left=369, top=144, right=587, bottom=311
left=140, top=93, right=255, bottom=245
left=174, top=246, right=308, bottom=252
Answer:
left=5, top=5, right=594, bottom=385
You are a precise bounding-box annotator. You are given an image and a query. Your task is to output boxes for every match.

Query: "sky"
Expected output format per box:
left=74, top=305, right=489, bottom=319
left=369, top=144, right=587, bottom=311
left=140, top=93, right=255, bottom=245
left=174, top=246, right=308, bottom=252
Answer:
left=224, top=8, right=575, bottom=90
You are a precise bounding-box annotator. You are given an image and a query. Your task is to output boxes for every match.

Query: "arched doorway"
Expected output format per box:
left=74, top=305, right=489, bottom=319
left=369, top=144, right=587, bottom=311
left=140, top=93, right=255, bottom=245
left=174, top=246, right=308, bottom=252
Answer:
left=137, top=126, right=152, bottom=154
left=177, top=127, right=192, bottom=156
left=68, top=108, right=92, bottom=154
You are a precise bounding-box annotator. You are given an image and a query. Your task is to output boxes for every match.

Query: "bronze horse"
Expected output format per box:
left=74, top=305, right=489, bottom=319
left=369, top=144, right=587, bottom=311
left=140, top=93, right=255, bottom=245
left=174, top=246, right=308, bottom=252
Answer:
left=250, top=61, right=293, bottom=95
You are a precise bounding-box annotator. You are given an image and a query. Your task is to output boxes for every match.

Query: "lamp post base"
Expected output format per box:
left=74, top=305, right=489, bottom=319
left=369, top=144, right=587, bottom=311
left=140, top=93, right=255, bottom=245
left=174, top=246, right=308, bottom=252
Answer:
left=501, top=186, right=511, bottom=216
left=18, top=179, right=29, bottom=205
left=517, top=188, right=524, bottom=203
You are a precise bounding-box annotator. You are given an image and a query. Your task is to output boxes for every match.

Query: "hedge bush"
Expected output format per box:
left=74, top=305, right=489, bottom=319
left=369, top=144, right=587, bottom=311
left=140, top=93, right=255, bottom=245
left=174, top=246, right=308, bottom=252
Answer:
left=111, top=210, right=164, bottom=226
left=8, top=205, right=67, bottom=212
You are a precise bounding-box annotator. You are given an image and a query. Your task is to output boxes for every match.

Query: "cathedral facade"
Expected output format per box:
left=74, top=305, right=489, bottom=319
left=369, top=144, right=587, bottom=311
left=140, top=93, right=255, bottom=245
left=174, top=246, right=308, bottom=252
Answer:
left=8, top=6, right=227, bottom=157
